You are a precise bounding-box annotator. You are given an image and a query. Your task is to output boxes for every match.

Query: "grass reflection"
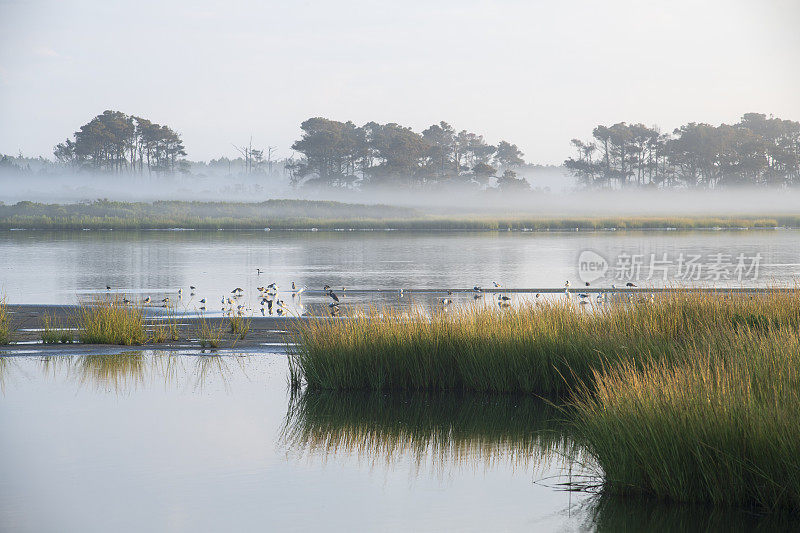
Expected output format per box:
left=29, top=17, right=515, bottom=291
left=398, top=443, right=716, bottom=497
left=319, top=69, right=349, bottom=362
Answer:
left=282, top=389, right=575, bottom=471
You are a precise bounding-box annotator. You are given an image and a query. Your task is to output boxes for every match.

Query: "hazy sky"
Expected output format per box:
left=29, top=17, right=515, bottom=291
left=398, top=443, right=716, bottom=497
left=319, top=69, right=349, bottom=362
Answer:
left=1, top=0, right=798, bottom=164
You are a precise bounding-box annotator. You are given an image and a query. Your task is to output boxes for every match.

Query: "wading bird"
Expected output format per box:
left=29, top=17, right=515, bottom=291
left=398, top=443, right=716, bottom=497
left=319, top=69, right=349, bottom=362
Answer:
left=292, top=281, right=296, bottom=291
left=626, top=282, right=637, bottom=287
left=106, top=285, right=111, bottom=290
left=565, top=281, right=570, bottom=288
left=473, top=286, right=482, bottom=292
left=256, top=268, right=263, bottom=275
left=493, top=282, right=502, bottom=288
left=199, top=298, right=206, bottom=304
left=328, top=290, right=340, bottom=303
left=143, top=297, right=151, bottom=304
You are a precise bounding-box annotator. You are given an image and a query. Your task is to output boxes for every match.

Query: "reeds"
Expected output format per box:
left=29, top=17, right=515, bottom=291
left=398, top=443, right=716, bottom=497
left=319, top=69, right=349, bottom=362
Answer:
left=151, top=306, right=180, bottom=343
left=0, top=298, right=10, bottom=345
left=195, top=315, right=223, bottom=349
left=228, top=314, right=251, bottom=339
left=75, top=298, right=147, bottom=345
left=289, top=292, right=800, bottom=394
left=40, top=313, right=73, bottom=343
left=573, top=328, right=800, bottom=511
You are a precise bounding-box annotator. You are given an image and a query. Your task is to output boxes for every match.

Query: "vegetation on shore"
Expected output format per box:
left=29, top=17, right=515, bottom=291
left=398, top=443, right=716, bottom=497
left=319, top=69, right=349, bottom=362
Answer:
left=574, top=329, right=800, bottom=511
left=289, top=291, right=800, bottom=511
left=1, top=200, right=798, bottom=230
left=288, top=292, right=800, bottom=394
left=75, top=299, right=147, bottom=345
left=0, top=299, right=10, bottom=345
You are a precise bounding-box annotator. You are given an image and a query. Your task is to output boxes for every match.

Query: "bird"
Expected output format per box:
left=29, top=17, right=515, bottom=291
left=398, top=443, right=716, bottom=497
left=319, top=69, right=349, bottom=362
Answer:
left=398, top=288, right=404, bottom=297
left=499, top=295, right=511, bottom=302
left=178, top=288, right=182, bottom=294
left=565, top=281, right=571, bottom=288
left=190, top=285, right=196, bottom=290
left=323, top=285, right=331, bottom=291
left=473, top=286, right=482, bottom=292
left=276, top=308, right=284, bottom=316
left=256, top=268, right=263, bottom=275
left=292, top=281, right=296, bottom=291
left=199, top=298, right=206, bottom=304
left=143, top=296, right=151, bottom=304
left=585, top=282, right=590, bottom=287
left=626, top=282, right=637, bottom=288
left=493, top=282, right=502, bottom=288
left=328, top=290, right=340, bottom=303
left=161, top=297, right=170, bottom=303
left=200, top=305, right=206, bottom=311
left=578, top=293, right=589, bottom=299
left=535, top=293, right=540, bottom=298
left=441, top=298, right=452, bottom=305
left=232, top=287, right=244, bottom=294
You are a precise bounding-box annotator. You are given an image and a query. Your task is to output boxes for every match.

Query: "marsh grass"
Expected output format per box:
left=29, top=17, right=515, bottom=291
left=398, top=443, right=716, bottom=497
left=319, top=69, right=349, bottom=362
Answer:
left=0, top=298, right=10, bottom=345
left=195, top=315, right=224, bottom=349
left=75, top=298, right=147, bottom=345
left=151, top=306, right=181, bottom=343
left=573, top=328, right=800, bottom=511
left=289, top=292, right=800, bottom=394
left=228, top=315, right=251, bottom=339
left=40, top=313, right=73, bottom=344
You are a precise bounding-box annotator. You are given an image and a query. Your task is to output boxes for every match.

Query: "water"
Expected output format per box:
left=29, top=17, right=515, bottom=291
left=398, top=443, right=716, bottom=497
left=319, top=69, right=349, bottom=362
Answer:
left=1, top=230, right=799, bottom=313
left=0, top=353, right=795, bottom=532
left=2, top=230, right=800, bottom=530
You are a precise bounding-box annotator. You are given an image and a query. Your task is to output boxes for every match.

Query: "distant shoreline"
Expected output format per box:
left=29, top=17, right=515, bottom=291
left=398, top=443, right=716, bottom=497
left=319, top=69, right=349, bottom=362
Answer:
left=1, top=200, right=799, bottom=231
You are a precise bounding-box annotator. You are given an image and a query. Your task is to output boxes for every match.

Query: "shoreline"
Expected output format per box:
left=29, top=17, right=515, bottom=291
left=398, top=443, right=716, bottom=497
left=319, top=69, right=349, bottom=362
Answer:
left=1, top=304, right=300, bottom=352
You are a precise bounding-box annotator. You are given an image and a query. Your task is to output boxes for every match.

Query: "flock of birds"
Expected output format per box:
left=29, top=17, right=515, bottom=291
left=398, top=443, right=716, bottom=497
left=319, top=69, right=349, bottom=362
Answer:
left=108, top=270, right=643, bottom=317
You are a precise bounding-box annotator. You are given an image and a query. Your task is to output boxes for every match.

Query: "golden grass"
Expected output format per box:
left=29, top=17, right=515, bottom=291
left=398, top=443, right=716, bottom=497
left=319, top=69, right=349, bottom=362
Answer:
left=289, top=292, right=800, bottom=394
left=75, top=298, right=147, bottom=345
left=0, top=298, right=10, bottom=345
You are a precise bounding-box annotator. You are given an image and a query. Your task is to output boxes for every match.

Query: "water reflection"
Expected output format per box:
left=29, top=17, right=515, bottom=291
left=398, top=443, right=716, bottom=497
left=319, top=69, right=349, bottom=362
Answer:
left=585, top=493, right=800, bottom=532
left=281, top=390, right=577, bottom=473
left=0, top=352, right=249, bottom=393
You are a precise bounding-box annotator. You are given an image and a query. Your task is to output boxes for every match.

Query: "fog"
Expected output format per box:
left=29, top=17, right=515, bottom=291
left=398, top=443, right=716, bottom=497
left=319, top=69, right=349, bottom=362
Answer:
left=3, top=166, right=800, bottom=220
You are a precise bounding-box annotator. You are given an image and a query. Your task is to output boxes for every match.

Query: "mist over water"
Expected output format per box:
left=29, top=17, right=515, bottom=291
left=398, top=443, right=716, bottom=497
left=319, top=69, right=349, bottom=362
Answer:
left=3, top=168, right=800, bottom=218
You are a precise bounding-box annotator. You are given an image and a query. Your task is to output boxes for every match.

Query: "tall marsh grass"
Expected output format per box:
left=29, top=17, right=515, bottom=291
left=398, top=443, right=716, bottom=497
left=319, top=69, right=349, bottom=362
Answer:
left=76, top=298, right=147, bottom=345
left=573, top=328, right=800, bottom=511
left=289, top=292, right=800, bottom=394
left=0, top=298, right=10, bottom=345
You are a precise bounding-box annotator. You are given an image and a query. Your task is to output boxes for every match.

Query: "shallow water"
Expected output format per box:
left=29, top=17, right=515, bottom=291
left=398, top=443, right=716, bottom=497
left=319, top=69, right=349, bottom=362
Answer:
left=1, top=230, right=798, bottom=315
left=0, top=353, right=796, bottom=532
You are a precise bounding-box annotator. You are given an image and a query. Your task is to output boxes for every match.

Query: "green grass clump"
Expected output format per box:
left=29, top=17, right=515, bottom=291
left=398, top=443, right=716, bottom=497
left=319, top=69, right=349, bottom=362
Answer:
left=151, top=306, right=180, bottom=343
left=40, top=313, right=73, bottom=343
left=228, top=315, right=250, bottom=339
left=289, top=291, right=800, bottom=394
left=0, top=299, right=10, bottom=345
left=76, top=298, right=147, bottom=345
left=573, top=328, right=800, bottom=511
left=195, top=316, right=223, bottom=349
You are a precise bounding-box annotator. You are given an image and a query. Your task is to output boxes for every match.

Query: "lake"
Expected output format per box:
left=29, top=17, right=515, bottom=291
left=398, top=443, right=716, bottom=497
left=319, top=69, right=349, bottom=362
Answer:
left=1, top=229, right=798, bottom=314
left=2, top=230, right=800, bottom=531
left=1, top=353, right=796, bottom=532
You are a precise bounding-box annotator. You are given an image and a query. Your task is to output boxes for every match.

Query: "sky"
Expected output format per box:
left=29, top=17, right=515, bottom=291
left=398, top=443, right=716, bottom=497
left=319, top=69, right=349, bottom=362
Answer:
left=1, top=0, right=799, bottom=165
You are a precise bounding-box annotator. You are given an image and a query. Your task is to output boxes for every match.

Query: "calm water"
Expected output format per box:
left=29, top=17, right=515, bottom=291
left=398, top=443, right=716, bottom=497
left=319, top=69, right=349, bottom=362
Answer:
left=0, top=353, right=795, bottom=532
left=1, top=230, right=799, bottom=314
left=2, top=230, right=800, bottom=531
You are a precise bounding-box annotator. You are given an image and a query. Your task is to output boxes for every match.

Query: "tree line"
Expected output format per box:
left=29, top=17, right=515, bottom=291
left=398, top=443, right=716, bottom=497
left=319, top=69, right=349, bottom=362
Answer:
left=565, top=113, right=800, bottom=188
left=287, top=118, right=529, bottom=191
left=54, top=110, right=187, bottom=174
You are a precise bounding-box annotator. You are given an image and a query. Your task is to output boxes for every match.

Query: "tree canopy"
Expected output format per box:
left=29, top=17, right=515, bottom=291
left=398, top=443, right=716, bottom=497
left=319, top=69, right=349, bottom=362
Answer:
left=288, top=117, right=525, bottom=189
left=54, top=110, right=187, bottom=174
left=565, top=113, right=800, bottom=188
